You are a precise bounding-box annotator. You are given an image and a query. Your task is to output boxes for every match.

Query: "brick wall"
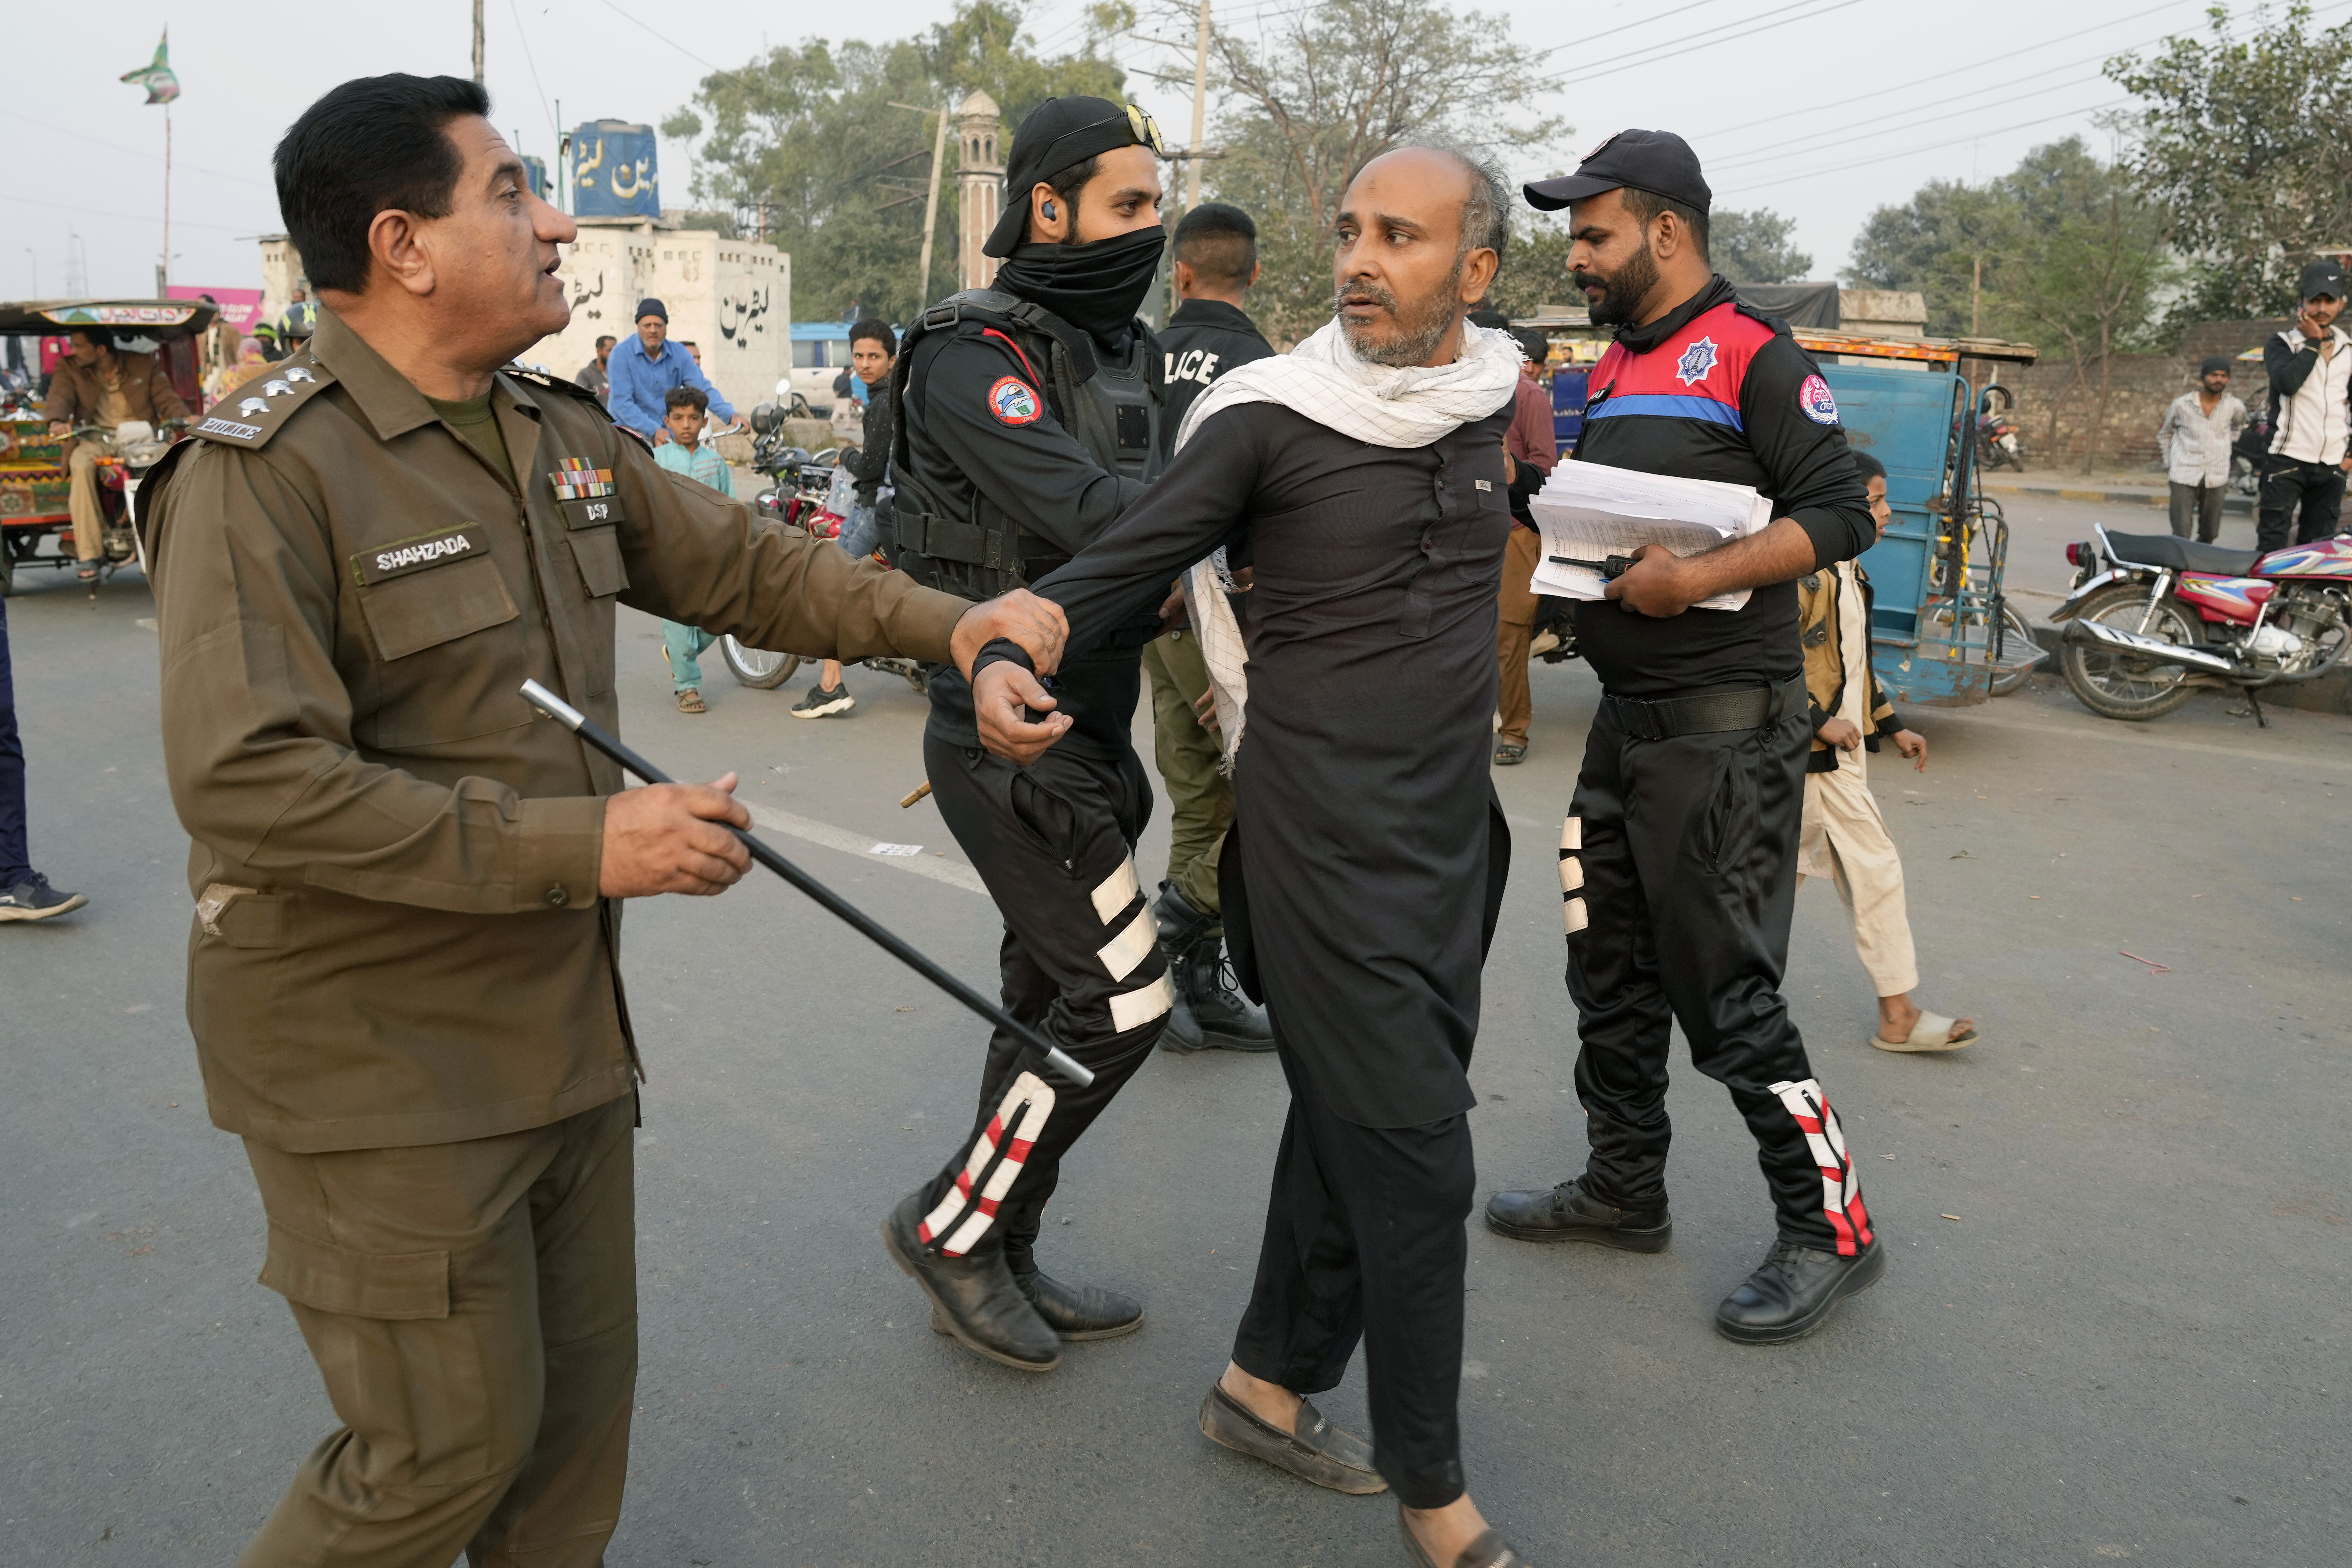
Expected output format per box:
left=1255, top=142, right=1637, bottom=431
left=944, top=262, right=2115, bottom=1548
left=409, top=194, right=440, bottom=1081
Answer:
left=1961, top=319, right=2287, bottom=473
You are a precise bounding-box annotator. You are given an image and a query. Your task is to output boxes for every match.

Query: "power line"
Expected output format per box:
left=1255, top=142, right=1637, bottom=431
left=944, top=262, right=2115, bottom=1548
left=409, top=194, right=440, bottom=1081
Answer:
left=507, top=0, right=563, bottom=144
left=1532, top=0, right=1874, bottom=91
left=1720, top=98, right=2134, bottom=194
left=1705, top=72, right=2109, bottom=175
left=1530, top=0, right=1744, bottom=59
left=0, top=190, right=259, bottom=234
left=590, top=0, right=717, bottom=71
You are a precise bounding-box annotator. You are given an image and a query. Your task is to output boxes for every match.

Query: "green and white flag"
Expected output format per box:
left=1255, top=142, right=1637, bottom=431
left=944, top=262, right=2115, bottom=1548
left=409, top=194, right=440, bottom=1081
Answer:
left=120, top=30, right=181, bottom=105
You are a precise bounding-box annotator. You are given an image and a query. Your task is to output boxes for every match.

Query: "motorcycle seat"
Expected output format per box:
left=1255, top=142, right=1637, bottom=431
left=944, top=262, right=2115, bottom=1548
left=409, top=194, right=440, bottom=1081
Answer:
left=2104, top=531, right=2264, bottom=576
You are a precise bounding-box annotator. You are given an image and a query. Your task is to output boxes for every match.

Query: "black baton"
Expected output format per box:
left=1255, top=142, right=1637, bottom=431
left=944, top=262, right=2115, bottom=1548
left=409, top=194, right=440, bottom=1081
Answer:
left=1548, top=553, right=1637, bottom=579
left=521, top=679, right=1095, bottom=1088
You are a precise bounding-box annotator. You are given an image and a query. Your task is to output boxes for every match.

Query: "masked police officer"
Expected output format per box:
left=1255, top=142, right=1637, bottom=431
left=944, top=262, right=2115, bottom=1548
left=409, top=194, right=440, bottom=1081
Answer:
left=880, top=97, right=1179, bottom=1372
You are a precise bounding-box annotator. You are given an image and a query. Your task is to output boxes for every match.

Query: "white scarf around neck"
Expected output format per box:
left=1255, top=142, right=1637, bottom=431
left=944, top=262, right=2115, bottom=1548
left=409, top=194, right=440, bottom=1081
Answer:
left=1174, top=317, right=1526, bottom=768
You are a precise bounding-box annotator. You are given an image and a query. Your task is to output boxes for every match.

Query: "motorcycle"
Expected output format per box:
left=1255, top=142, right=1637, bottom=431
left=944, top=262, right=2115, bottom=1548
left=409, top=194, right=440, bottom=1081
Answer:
left=725, top=403, right=929, bottom=696
left=67, top=418, right=179, bottom=593
left=2050, top=524, right=2352, bottom=724
left=1975, top=384, right=2024, bottom=472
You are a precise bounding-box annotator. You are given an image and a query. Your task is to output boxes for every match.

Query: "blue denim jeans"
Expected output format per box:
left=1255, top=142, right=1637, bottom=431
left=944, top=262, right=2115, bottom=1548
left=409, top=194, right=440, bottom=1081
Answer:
left=837, top=502, right=882, bottom=561
left=661, top=622, right=717, bottom=691
left=0, top=594, right=29, bottom=885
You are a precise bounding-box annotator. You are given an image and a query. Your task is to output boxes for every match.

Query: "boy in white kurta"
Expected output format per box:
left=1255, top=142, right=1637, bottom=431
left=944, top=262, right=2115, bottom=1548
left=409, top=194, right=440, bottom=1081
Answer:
left=1796, top=455, right=1978, bottom=1051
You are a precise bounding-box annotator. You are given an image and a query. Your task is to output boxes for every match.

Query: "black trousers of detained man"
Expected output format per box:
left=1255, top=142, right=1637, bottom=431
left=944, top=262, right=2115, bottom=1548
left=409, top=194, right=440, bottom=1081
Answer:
left=1562, top=679, right=1873, bottom=1254
left=912, top=730, right=1170, bottom=1267
left=1234, top=1042, right=1477, bottom=1507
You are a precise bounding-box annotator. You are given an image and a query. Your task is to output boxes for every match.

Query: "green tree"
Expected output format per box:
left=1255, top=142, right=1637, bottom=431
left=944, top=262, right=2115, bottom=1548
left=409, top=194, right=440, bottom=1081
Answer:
left=1849, top=177, right=2014, bottom=337
left=1485, top=216, right=1575, bottom=321
left=662, top=2, right=1131, bottom=323
left=1164, top=0, right=1565, bottom=341
left=2106, top=2, right=2352, bottom=324
left=1711, top=207, right=1813, bottom=284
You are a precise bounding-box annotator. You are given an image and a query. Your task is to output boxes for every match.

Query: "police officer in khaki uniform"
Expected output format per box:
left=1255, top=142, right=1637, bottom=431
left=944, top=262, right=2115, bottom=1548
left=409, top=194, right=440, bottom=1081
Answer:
left=143, top=75, right=1064, bottom=1568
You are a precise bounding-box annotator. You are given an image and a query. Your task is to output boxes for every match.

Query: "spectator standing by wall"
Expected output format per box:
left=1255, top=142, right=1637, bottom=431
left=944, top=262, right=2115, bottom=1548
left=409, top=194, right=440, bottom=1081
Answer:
left=606, top=298, right=734, bottom=443
left=2157, top=356, right=2245, bottom=542
left=652, top=385, right=736, bottom=713
left=576, top=334, right=615, bottom=400
left=1492, top=324, right=1558, bottom=765
left=2258, top=261, right=2352, bottom=551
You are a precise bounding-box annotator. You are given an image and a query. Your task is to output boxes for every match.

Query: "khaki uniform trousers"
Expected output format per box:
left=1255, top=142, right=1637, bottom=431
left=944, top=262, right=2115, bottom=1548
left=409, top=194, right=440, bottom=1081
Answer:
left=1141, top=625, right=1230, bottom=916
left=237, top=1093, right=638, bottom=1568
left=1796, top=757, right=1919, bottom=998
left=67, top=441, right=112, bottom=562
left=1495, top=526, right=1542, bottom=746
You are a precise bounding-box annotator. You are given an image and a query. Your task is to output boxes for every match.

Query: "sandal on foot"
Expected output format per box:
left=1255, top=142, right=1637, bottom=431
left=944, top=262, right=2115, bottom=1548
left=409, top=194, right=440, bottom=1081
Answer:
left=1872, top=1010, right=1978, bottom=1052
left=675, top=688, right=707, bottom=714
left=1493, top=740, right=1527, bottom=766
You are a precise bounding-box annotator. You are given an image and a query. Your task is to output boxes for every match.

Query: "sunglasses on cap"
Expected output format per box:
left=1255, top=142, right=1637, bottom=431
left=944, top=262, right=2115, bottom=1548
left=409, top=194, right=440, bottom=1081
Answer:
left=1072, top=103, right=1168, bottom=157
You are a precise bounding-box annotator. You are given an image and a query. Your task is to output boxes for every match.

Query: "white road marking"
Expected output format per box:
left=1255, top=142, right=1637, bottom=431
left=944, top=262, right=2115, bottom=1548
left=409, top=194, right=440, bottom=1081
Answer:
left=745, top=804, right=988, bottom=895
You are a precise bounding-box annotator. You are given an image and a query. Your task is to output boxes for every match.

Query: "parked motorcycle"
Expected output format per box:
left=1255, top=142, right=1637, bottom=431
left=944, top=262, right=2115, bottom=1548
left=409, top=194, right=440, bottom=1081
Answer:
left=1975, top=385, right=2024, bottom=472
left=2050, top=524, right=2352, bottom=723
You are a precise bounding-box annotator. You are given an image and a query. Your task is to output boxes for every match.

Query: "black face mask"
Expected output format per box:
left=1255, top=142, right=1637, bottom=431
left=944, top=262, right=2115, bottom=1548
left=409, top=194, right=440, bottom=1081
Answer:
left=994, top=225, right=1168, bottom=344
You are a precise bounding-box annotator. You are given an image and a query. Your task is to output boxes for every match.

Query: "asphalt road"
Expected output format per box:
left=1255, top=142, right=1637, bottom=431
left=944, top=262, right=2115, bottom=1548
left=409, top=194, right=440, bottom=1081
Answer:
left=2, top=544, right=2345, bottom=1568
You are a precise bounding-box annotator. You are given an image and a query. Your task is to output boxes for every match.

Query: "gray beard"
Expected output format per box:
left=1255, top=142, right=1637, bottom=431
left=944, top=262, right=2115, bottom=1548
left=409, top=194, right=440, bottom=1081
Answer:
left=1336, top=255, right=1467, bottom=367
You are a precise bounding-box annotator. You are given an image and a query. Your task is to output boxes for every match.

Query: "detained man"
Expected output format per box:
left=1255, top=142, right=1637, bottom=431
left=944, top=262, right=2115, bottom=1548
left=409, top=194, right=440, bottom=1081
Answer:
left=961, top=146, right=1535, bottom=1568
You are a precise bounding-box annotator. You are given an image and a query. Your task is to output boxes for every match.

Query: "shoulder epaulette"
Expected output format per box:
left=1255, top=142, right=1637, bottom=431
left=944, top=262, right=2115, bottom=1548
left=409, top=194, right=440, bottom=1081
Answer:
left=188, top=350, right=337, bottom=450
left=506, top=365, right=617, bottom=415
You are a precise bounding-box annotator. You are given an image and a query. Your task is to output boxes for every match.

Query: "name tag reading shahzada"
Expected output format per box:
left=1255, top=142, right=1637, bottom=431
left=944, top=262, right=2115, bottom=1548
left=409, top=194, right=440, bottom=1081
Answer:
left=350, top=525, right=491, bottom=586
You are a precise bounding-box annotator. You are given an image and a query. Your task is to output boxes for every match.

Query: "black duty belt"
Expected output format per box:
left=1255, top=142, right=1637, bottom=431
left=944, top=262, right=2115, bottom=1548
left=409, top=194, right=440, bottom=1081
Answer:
left=1600, top=675, right=1805, bottom=741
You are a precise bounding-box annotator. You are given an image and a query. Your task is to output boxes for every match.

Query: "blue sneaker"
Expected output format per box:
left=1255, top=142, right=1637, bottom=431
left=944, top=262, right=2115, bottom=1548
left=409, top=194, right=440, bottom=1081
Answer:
left=0, top=875, right=88, bottom=922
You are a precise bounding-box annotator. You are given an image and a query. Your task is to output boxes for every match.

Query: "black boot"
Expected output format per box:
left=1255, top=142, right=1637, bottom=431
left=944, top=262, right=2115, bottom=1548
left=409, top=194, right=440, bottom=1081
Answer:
left=1155, top=882, right=1275, bottom=1053
left=1017, top=1269, right=1145, bottom=1339
left=1714, top=1237, right=1887, bottom=1344
left=881, top=1190, right=1061, bottom=1372
left=1483, top=1175, right=1673, bottom=1250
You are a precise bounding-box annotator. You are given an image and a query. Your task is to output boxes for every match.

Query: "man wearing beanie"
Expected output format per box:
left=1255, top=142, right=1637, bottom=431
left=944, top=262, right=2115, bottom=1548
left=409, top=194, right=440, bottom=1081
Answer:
left=1484, top=131, right=1890, bottom=1345
left=2156, top=355, right=2246, bottom=543
left=605, top=296, right=734, bottom=443
left=879, top=97, right=1176, bottom=1372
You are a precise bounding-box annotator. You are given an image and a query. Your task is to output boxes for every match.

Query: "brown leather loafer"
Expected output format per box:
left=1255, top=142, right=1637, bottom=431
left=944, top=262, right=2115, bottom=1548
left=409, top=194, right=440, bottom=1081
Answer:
left=1197, top=1380, right=1387, bottom=1494
left=1398, top=1511, right=1534, bottom=1568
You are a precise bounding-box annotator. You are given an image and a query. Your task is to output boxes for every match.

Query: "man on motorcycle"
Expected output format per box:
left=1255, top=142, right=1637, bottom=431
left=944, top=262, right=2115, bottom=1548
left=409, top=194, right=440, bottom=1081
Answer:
left=43, top=326, right=188, bottom=582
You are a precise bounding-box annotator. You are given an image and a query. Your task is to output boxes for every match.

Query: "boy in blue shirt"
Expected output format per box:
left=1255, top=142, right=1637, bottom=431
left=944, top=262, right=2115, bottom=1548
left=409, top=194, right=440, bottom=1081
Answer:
left=652, top=385, right=734, bottom=712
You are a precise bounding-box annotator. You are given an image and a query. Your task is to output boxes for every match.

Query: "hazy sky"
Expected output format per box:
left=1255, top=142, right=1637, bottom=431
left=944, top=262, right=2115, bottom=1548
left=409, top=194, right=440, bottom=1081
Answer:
left=8, top=0, right=2309, bottom=305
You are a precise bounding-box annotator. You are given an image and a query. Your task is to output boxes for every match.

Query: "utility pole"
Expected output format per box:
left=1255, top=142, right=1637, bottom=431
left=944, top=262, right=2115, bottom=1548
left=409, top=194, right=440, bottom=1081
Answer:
left=1184, top=0, right=1211, bottom=214
left=472, top=0, right=486, bottom=86
left=1971, top=253, right=1982, bottom=338
left=916, top=99, right=950, bottom=309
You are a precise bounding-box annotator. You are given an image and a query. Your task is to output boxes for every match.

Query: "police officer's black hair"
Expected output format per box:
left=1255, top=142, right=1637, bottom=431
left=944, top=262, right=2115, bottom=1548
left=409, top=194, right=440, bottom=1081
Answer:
left=664, top=384, right=709, bottom=414
left=1044, top=156, right=1101, bottom=240
left=1173, top=203, right=1258, bottom=289
left=1851, top=452, right=1886, bottom=482
left=1619, top=186, right=1710, bottom=263
left=849, top=318, right=898, bottom=357
left=275, top=74, right=494, bottom=296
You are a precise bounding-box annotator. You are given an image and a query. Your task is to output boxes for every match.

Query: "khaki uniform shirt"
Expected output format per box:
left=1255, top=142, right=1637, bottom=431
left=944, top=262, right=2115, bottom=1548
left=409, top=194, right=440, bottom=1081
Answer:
left=147, top=306, right=966, bottom=1154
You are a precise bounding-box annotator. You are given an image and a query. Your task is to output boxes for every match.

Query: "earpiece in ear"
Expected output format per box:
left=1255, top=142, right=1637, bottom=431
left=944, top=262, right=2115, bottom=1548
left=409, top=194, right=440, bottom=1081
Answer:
left=1042, top=201, right=1057, bottom=220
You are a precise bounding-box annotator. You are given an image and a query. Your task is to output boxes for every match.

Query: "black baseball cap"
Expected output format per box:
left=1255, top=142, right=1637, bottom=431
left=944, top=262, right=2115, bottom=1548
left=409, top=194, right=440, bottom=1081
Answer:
left=2298, top=260, right=2348, bottom=302
left=983, top=96, right=1169, bottom=258
left=1523, top=129, right=1711, bottom=214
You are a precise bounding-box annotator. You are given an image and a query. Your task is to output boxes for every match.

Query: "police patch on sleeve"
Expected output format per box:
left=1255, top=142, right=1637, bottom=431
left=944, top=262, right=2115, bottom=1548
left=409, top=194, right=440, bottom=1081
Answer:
left=987, top=376, right=1043, bottom=426
left=1798, top=373, right=1840, bottom=426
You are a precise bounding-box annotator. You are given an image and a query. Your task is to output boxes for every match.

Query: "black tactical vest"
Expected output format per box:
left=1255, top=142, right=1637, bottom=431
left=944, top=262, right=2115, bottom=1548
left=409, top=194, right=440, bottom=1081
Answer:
left=889, top=289, right=1164, bottom=600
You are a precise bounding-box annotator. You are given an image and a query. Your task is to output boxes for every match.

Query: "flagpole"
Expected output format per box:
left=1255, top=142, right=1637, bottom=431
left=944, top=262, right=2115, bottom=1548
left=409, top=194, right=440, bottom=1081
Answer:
left=162, top=100, right=172, bottom=292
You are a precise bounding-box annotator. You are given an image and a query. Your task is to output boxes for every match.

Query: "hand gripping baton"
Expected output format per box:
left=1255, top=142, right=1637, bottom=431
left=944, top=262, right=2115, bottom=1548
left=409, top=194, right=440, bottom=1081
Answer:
left=521, top=679, right=1094, bottom=1088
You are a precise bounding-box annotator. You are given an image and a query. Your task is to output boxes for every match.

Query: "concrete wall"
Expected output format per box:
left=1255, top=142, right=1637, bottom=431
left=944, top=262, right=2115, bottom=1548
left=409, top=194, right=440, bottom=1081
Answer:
left=523, top=218, right=791, bottom=419
left=1964, top=320, right=2288, bottom=472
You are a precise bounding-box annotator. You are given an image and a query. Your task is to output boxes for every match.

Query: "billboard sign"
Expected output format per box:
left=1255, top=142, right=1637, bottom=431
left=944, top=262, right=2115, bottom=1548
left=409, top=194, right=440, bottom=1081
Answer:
left=571, top=121, right=659, bottom=219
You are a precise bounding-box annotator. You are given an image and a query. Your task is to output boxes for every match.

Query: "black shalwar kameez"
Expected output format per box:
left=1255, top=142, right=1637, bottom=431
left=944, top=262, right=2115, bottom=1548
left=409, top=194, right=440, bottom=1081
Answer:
left=980, top=398, right=1513, bottom=1507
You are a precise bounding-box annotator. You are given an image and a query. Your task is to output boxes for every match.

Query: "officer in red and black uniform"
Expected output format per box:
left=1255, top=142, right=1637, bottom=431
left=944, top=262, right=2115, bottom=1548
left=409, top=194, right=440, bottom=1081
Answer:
left=1484, top=131, right=1889, bottom=1343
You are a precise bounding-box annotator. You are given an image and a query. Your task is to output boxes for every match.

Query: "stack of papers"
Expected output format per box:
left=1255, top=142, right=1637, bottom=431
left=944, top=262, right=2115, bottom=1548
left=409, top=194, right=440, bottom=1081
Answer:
left=1525, top=459, right=1773, bottom=612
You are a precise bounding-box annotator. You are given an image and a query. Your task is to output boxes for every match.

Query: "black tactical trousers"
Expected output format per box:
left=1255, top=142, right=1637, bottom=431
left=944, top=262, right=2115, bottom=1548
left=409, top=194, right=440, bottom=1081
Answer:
left=1233, top=1046, right=1476, bottom=1511
left=914, top=731, right=1170, bottom=1270
left=1560, top=685, right=1874, bottom=1256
